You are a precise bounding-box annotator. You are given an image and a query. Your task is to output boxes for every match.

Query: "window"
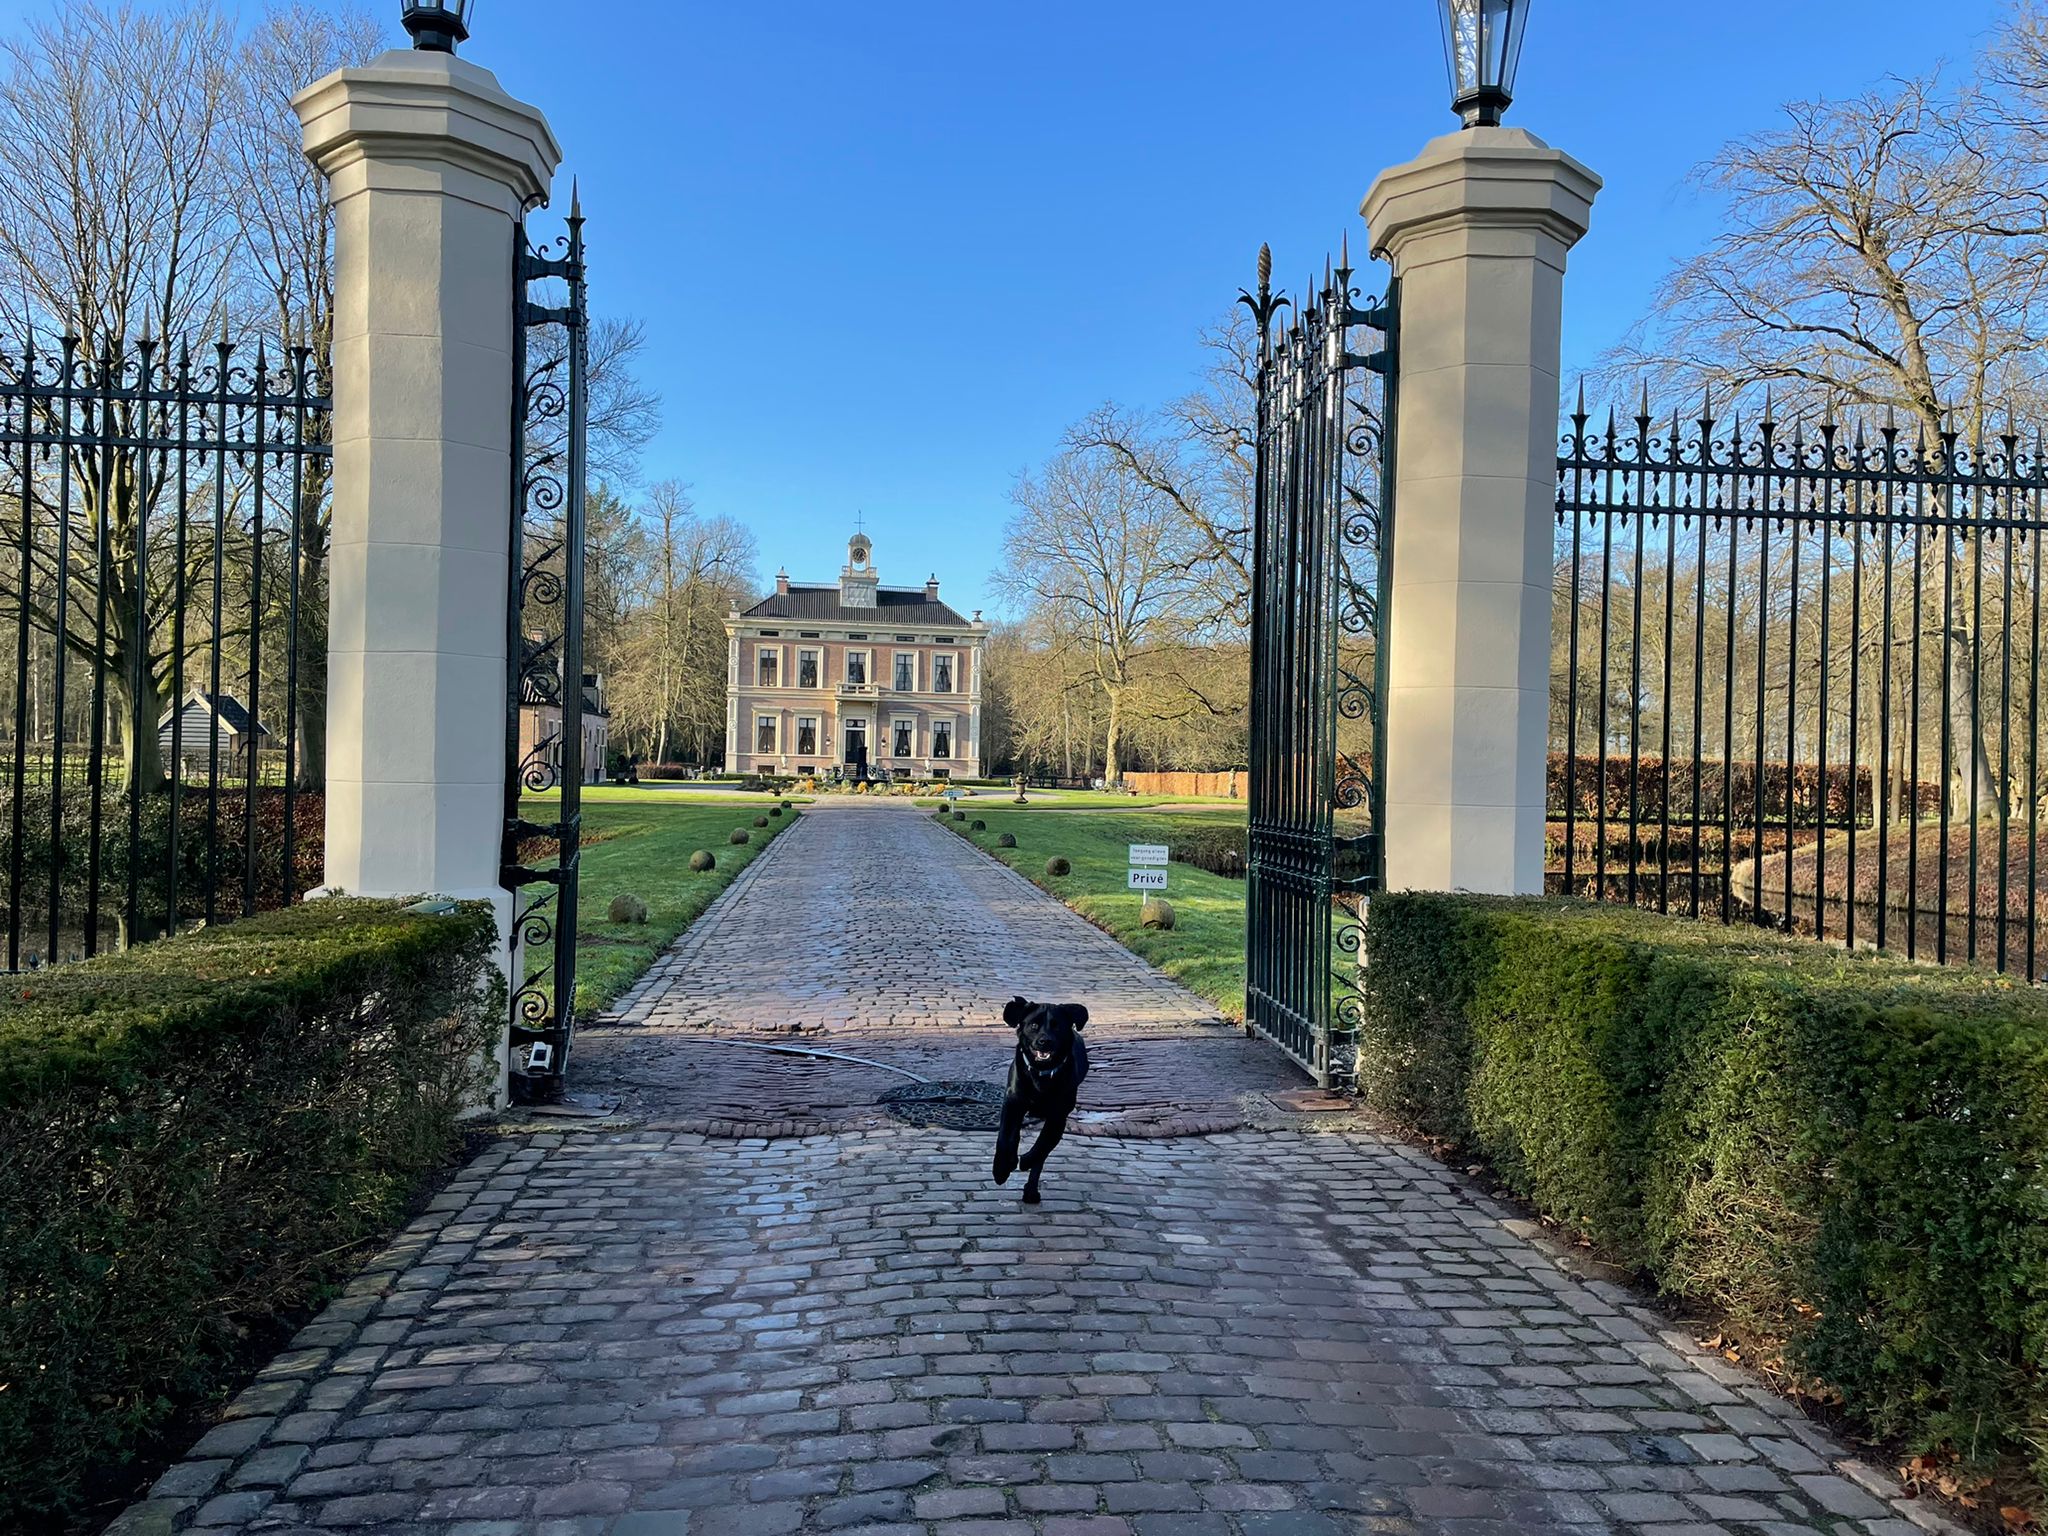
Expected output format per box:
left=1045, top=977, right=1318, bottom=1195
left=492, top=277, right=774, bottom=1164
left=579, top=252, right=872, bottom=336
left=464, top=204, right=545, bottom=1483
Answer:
left=798, top=649, right=818, bottom=688
left=933, top=654, right=954, bottom=694
left=756, top=715, right=777, bottom=753
left=757, top=650, right=778, bottom=687
left=893, top=719, right=913, bottom=758
left=846, top=651, right=867, bottom=685
left=932, top=720, right=952, bottom=759
left=894, top=653, right=915, bottom=692
left=894, top=634, right=916, bottom=642
left=796, top=718, right=817, bottom=756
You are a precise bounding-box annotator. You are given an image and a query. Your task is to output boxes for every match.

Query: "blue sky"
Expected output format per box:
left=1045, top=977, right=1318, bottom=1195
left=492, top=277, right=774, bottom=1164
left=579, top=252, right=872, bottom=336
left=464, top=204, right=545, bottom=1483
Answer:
left=0, top=0, right=2011, bottom=616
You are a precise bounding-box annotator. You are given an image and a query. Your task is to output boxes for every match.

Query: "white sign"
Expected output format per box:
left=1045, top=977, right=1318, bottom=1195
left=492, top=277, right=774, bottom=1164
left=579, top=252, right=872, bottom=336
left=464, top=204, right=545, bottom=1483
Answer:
left=1128, top=844, right=1169, bottom=867
left=1128, top=868, right=1168, bottom=891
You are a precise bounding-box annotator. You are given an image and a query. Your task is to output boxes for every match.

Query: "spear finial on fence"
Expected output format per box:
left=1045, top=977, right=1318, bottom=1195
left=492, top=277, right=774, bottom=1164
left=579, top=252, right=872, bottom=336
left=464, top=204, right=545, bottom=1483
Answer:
left=1762, top=382, right=1775, bottom=426
left=1574, top=376, right=1586, bottom=419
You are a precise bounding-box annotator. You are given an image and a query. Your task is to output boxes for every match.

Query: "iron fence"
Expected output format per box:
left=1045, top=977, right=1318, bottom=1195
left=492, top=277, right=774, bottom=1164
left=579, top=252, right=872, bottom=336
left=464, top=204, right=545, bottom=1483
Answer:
left=0, top=331, right=331, bottom=969
left=1555, top=392, right=2048, bottom=978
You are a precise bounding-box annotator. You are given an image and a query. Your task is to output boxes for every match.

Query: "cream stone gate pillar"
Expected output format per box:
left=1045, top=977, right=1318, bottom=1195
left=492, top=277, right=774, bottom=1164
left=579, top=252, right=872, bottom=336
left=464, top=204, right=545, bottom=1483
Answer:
left=1363, top=127, right=1599, bottom=893
left=293, top=54, right=559, bottom=952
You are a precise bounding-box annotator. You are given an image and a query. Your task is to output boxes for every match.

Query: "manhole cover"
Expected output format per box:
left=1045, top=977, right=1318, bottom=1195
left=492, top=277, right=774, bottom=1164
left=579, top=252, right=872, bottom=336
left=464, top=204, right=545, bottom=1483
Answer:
left=879, top=1079, right=1006, bottom=1130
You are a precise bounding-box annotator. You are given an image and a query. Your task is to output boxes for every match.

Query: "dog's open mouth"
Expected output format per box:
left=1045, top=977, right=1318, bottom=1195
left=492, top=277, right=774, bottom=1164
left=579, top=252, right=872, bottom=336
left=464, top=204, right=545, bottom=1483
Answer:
left=1030, top=1049, right=1055, bottom=1063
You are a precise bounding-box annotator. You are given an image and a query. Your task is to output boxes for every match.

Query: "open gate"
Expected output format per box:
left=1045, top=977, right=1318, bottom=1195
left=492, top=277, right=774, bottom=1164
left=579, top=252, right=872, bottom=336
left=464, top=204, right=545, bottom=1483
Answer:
left=1242, top=243, right=1397, bottom=1088
left=501, top=198, right=589, bottom=1106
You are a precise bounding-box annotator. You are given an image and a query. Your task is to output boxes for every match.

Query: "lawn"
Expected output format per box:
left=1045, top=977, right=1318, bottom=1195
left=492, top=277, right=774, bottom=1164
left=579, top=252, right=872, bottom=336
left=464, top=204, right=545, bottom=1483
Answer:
left=937, top=806, right=1253, bottom=1019
left=520, top=791, right=799, bottom=1017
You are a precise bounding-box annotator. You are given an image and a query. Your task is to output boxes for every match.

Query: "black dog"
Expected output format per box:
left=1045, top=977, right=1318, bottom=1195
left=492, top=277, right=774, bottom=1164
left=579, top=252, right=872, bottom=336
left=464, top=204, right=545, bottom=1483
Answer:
left=992, top=996, right=1089, bottom=1204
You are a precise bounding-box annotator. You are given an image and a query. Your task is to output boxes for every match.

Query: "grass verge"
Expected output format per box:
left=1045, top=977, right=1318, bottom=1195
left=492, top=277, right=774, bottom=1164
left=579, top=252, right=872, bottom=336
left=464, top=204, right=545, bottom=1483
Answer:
left=937, top=806, right=1250, bottom=1019
left=521, top=794, right=799, bottom=1017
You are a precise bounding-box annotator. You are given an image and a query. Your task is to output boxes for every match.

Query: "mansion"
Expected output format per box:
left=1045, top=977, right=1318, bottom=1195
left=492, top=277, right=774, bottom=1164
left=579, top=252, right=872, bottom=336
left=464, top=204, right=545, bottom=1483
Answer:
left=724, top=532, right=987, bottom=779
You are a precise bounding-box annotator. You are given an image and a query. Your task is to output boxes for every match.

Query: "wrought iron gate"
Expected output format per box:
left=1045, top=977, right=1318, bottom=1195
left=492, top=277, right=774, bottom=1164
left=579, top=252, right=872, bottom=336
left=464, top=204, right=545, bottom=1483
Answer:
left=501, top=199, right=588, bottom=1105
left=1242, top=243, right=1397, bottom=1087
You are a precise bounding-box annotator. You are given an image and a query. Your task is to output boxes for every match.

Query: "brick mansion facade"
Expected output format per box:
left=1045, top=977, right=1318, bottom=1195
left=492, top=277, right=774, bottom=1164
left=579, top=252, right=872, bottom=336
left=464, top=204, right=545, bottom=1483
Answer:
left=724, top=532, right=987, bottom=778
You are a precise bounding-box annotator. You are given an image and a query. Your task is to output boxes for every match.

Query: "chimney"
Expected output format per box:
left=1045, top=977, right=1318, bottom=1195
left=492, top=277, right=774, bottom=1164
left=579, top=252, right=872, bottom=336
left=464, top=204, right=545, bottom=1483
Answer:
left=925, top=573, right=940, bottom=601
left=775, top=567, right=790, bottom=596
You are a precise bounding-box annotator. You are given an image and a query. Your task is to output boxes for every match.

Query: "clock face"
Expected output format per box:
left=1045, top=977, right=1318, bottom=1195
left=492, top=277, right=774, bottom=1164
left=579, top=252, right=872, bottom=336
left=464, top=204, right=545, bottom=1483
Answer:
left=850, top=537, right=871, bottom=565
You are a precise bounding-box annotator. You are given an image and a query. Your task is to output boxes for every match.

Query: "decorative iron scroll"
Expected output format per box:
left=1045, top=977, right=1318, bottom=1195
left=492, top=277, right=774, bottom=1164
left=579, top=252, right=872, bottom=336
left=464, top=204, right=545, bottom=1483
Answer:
left=1240, top=241, right=1396, bottom=1088
left=501, top=197, right=588, bottom=1105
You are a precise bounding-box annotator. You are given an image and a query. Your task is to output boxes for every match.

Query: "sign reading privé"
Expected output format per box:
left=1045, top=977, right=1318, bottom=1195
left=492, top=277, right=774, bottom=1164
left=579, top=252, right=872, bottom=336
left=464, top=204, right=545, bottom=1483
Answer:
left=1127, top=868, right=1168, bottom=891
left=1128, top=844, right=1168, bottom=867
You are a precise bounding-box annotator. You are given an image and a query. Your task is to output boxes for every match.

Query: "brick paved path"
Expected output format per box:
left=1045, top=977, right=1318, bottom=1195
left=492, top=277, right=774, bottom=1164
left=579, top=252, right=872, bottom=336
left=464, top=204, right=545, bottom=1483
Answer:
left=114, top=801, right=1954, bottom=1536
left=575, top=802, right=1301, bottom=1131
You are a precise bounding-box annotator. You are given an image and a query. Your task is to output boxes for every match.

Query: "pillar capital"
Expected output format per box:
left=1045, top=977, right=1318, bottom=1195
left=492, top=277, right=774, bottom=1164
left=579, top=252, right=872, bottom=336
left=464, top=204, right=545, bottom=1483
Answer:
left=294, top=49, right=560, bottom=215
left=1364, top=126, right=1600, bottom=271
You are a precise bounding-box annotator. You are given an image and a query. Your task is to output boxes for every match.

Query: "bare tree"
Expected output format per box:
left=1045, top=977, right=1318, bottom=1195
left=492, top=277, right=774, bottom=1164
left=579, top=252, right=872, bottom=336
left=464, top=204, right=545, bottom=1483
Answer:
left=1600, top=43, right=2048, bottom=817
left=998, top=445, right=1208, bottom=786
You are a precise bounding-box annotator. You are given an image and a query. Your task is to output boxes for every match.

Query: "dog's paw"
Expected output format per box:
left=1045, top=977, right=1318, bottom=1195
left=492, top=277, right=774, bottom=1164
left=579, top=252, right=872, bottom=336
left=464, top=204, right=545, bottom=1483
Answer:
left=1020, top=1183, right=1042, bottom=1205
left=992, top=1156, right=1015, bottom=1185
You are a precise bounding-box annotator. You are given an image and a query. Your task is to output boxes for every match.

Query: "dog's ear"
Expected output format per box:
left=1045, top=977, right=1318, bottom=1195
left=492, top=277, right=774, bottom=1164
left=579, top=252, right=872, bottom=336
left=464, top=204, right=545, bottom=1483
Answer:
left=1057, top=1003, right=1089, bottom=1031
left=1002, top=996, right=1031, bottom=1027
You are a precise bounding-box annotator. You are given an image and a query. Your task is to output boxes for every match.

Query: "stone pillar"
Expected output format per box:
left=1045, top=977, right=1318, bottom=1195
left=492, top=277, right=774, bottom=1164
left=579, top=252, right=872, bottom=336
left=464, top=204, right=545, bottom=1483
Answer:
left=294, top=52, right=559, bottom=932
left=1363, top=126, right=1599, bottom=894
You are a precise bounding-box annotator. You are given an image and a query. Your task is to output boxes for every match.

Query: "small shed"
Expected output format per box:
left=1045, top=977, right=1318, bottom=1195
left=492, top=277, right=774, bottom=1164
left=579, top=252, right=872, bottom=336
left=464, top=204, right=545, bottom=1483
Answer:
left=158, top=691, right=271, bottom=768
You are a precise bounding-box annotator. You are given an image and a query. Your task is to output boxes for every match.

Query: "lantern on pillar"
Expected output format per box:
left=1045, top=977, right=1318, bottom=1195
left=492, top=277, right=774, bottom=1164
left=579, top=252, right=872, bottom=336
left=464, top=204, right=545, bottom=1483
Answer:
left=1437, top=0, right=1530, bottom=128
left=400, top=0, right=473, bottom=52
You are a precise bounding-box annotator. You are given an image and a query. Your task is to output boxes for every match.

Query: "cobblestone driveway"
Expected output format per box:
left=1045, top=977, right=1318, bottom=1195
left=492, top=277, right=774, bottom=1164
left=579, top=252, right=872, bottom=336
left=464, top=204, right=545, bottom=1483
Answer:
left=114, top=801, right=1952, bottom=1536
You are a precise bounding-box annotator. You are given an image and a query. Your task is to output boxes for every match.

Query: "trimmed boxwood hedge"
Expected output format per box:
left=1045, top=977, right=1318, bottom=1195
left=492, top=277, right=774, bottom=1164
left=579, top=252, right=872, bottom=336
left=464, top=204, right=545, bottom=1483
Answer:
left=1361, top=893, right=2048, bottom=1480
left=0, top=899, right=498, bottom=1527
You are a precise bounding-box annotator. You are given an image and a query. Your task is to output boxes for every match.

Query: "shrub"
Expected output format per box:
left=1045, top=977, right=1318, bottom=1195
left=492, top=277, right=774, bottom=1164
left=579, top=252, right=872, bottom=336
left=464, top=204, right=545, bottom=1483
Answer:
left=607, top=893, right=649, bottom=924
left=781, top=799, right=793, bottom=808
left=753, top=816, right=769, bottom=828
left=728, top=828, right=751, bottom=845
left=998, top=833, right=1017, bottom=848
left=970, top=819, right=986, bottom=832
left=688, top=849, right=716, bottom=872
left=1169, top=823, right=1247, bottom=878
left=0, top=899, right=497, bottom=1526
left=1045, top=856, right=1070, bottom=876
left=1140, top=897, right=1175, bottom=930
left=952, top=811, right=966, bottom=821
left=1362, top=893, right=2048, bottom=1481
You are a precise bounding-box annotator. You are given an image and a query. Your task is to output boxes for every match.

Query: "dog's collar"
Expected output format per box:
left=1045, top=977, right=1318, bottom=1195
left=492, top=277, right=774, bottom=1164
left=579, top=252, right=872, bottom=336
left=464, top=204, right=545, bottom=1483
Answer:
left=1019, top=1046, right=1070, bottom=1083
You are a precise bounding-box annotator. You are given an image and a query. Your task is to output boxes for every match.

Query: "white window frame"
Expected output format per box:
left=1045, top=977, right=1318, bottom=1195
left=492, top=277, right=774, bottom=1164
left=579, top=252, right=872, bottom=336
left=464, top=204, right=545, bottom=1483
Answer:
left=890, top=714, right=916, bottom=758
left=795, top=716, right=818, bottom=757
left=755, top=713, right=778, bottom=754
left=930, top=716, right=954, bottom=760
left=844, top=648, right=871, bottom=686
left=756, top=646, right=780, bottom=688
left=892, top=651, right=916, bottom=693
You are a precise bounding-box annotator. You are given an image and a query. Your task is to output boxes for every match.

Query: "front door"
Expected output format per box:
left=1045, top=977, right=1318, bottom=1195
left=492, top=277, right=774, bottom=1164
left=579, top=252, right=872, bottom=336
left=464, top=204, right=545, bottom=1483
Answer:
left=844, top=718, right=868, bottom=774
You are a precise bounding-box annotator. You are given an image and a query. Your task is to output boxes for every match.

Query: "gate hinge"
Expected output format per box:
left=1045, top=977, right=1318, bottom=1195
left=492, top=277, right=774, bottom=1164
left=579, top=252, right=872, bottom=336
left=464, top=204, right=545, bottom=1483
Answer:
left=1353, top=348, right=1395, bottom=376
left=523, top=301, right=577, bottom=328
left=1347, top=301, right=1394, bottom=331
left=501, top=863, right=566, bottom=890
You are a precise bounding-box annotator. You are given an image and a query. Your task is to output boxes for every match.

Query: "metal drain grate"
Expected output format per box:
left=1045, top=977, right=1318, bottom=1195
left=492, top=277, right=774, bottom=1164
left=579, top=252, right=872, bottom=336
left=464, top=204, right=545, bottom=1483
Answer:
left=878, top=1079, right=1006, bottom=1130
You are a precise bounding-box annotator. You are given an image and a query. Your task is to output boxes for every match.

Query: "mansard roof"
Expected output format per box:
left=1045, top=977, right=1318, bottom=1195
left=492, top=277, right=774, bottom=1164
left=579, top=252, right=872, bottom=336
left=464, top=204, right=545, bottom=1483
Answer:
left=739, top=583, right=971, bottom=628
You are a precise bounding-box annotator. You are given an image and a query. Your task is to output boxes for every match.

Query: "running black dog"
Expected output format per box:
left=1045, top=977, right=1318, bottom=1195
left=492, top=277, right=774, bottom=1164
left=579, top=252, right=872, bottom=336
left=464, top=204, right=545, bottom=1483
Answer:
left=992, top=995, right=1090, bottom=1204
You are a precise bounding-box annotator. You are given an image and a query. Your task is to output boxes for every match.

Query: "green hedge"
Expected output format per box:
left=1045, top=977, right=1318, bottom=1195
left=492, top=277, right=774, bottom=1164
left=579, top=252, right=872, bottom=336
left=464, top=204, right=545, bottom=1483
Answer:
left=1362, top=894, right=2048, bottom=1478
left=0, top=899, right=499, bottom=1527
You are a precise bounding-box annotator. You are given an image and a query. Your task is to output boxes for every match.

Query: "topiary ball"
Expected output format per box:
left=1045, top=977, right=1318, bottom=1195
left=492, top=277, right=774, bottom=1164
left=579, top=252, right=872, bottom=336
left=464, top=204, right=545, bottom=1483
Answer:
left=607, top=893, right=649, bottom=924
left=1141, top=897, right=1175, bottom=930
left=970, top=819, right=986, bottom=831
left=769, top=806, right=783, bottom=817
left=1045, top=856, right=1070, bottom=876
left=688, top=849, right=716, bottom=872
left=753, top=816, right=769, bottom=828
left=781, top=799, right=792, bottom=808
left=998, top=833, right=1016, bottom=848
left=729, top=828, right=751, bottom=845
left=952, top=811, right=966, bottom=821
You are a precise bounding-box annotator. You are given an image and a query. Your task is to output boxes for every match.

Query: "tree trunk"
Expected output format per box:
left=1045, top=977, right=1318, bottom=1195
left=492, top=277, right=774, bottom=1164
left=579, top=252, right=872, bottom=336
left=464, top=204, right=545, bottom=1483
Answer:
left=1102, top=690, right=1123, bottom=789
left=1947, top=634, right=2003, bottom=818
